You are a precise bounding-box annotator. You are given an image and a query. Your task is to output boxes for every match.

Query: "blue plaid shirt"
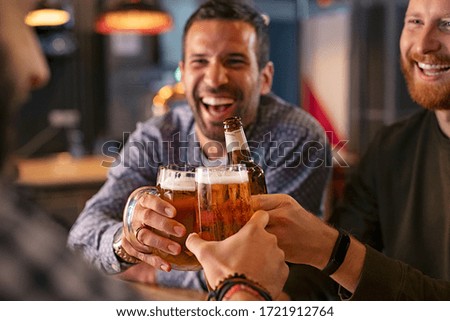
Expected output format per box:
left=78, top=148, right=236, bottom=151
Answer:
left=68, top=93, right=331, bottom=289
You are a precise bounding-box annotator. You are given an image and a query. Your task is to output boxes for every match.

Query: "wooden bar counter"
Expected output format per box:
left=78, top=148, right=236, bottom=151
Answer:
left=15, top=152, right=111, bottom=229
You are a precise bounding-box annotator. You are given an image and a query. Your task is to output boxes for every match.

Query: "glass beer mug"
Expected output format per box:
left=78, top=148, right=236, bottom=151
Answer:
left=195, top=164, right=254, bottom=241
left=125, top=164, right=201, bottom=271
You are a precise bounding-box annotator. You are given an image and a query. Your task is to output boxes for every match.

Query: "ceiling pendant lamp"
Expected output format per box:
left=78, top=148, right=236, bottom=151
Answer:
left=316, top=0, right=336, bottom=8
left=25, top=0, right=71, bottom=27
left=95, top=0, right=173, bottom=35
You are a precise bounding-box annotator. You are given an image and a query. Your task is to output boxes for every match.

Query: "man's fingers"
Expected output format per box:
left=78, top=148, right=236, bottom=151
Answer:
left=139, top=192, right=177, bottom=218
left=186, top=211, right=270, bottom=258
left=251, top=194, right=284, bottom=211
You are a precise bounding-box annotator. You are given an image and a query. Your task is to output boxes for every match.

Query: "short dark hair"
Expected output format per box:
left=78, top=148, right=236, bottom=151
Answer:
left=182, top=0, right=270, bottom=70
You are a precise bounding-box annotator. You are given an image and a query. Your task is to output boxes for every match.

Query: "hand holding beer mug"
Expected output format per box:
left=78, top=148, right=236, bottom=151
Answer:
left=195, top=164, right=254, bottom=241
left=124, top=165, right=201, bottom=271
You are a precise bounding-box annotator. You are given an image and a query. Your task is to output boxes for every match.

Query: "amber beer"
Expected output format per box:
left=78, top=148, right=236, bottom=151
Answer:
left=154, top=165, right=201, bottom=271
left=195, top=165, right=253, bottom=241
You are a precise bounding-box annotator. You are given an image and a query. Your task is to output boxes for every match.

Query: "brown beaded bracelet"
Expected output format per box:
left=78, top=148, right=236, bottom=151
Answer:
left=207, top=273, right=272, bottom=301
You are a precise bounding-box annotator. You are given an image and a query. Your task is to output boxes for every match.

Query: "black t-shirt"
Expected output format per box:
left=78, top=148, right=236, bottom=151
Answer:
left=333, top=109, right=449, bottom=281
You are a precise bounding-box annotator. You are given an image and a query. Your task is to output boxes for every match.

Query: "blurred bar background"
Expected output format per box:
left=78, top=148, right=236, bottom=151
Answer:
left=15, top=0, right=419, bottom=228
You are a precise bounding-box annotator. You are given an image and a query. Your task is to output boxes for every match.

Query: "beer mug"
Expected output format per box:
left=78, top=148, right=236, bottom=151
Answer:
left=125, top=164, right=201, bottom=271
left=195, top=164, right=254, bottom=241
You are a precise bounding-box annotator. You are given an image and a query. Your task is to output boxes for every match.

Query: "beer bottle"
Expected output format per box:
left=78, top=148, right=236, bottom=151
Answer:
left=223, top=116, right=267, bottom=195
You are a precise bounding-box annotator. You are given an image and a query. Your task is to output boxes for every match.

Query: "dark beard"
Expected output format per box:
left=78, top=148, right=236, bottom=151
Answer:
left=196, top=116, right=226, bottom=141
left=400, top=55, right=450, bottom=111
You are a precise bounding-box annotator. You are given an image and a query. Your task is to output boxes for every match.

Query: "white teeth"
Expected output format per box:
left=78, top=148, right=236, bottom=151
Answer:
left=202, top=97, right=234, bottom=106
left=417, top=62, right=450, bottom=76
left=418, top=62, right=450, bottom=70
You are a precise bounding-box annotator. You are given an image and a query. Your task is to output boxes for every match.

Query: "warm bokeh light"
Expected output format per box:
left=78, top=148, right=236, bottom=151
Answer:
left=173, top=82, right=184, bottom=95
left=152, top=82, right=185, bottom=116
left=25, top=9, right=70, bottom=27
left=159, top=85, right=173, bottom=100
left=316, top=0, right=334, bottom=8
left=96, top=10, right=173, bottom=35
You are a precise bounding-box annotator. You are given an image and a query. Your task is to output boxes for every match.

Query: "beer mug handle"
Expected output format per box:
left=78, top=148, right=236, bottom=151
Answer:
left=124, top=186, right=160, bottom=243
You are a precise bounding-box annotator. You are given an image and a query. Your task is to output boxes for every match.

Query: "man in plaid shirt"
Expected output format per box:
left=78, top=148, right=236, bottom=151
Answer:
left=68, top=0, right=334, bottom=300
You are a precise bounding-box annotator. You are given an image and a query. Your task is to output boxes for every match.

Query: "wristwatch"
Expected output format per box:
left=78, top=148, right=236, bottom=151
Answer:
left=113, top=226, right=140, bottom=265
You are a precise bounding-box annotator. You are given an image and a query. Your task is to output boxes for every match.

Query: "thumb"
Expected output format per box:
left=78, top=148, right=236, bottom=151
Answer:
left=185, top=233, right=206, bottom=257
left=246, top=210, right=270, bottom=229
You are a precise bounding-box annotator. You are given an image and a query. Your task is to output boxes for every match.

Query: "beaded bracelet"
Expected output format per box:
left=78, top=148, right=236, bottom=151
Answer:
left=222, top=284, right=265, bottom=301
left=207, top=273, right=272, bottom=301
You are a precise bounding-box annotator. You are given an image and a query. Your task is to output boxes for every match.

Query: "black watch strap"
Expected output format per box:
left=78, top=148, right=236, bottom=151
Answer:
left=322, top=229, right=350, bottom=276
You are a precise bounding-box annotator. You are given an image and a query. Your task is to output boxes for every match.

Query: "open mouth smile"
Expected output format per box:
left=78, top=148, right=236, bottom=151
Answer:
left=201, top=96, right=236, bottom=118
left=417, top=62, right=450, bottom=77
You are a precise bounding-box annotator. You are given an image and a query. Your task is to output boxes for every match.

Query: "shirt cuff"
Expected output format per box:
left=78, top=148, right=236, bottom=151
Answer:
left=156, top=269, right=207, bottom=291
left=340, top=245, right=403, bottom=300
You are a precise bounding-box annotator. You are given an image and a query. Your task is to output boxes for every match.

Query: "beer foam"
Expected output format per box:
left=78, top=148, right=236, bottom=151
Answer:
left=160, top=176, right=196, bottom=191
left=195, top=169, right=249, bottom=184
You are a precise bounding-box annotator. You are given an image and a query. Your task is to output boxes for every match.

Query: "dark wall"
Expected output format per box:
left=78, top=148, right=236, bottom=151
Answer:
left=349, top=1, right=420, bottom=154
left=269, top=19, right=299, bottom=106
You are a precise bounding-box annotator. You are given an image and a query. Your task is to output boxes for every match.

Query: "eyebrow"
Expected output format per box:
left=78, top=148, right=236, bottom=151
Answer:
left=227, top=53, right=249, bottom=59
left=405, top=11, right=450, bottom=19
left=187, top=52, right=249, bottom=59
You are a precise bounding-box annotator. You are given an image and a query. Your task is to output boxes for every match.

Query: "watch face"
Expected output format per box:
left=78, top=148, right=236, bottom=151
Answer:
left=112, top=225, right=140, bottom=265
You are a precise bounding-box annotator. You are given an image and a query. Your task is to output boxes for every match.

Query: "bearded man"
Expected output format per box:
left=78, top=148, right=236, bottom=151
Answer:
left=68, top=0, right=332, bottom=300
left=331, top=0, right=449, bottom=285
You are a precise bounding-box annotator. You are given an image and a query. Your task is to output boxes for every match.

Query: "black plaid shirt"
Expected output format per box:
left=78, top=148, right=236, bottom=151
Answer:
left=0, top=181, right=140, bottom=300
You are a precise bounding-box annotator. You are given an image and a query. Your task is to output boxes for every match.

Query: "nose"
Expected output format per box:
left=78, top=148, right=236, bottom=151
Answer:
left=25, top=31, right=51, bottom=90
left=29, top=59, right=50, bottom=90
left=30, top=74, right=47, bottom=90
left=416, top=25, right=441, bottom=55
left=203, top=61, right=228, bottom=88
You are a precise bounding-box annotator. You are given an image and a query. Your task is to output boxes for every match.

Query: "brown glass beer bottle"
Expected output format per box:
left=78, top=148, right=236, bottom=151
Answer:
left=223, top=116, right=267, bottom=195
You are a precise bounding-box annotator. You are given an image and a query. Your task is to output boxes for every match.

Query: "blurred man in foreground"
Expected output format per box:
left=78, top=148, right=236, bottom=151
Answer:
left=0, top=0, right=141, bottom=299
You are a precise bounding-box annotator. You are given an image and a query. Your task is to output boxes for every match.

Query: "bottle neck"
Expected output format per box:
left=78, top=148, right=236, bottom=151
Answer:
left=225, top=128, right=254, bottom=163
